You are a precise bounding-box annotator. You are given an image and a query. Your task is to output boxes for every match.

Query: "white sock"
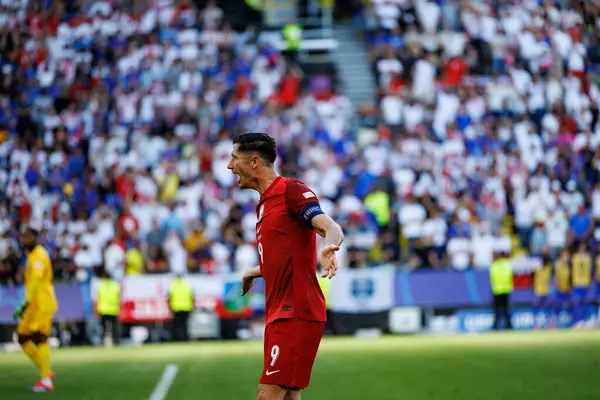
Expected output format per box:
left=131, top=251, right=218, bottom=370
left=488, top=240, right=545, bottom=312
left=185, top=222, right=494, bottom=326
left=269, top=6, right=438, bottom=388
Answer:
left=41, top=378, right=53, bottom=386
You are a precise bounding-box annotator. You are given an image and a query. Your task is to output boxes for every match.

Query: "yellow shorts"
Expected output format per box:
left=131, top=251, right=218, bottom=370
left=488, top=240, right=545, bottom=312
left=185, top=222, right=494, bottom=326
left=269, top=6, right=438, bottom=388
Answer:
left=17, top=307, right=54, bottom=336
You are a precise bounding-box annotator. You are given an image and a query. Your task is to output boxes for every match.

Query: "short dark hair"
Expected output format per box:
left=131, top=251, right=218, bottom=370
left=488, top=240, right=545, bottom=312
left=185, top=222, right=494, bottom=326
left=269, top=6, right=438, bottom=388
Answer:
left=233, top=132, right=277, bottom=164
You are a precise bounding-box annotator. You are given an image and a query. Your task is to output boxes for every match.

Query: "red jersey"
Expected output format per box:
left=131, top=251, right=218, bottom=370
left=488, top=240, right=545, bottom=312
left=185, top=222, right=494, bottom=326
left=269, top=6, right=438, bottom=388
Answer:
left=256, top=176, right=326, bottom=325
left=445, top=58, right=467, bottom=87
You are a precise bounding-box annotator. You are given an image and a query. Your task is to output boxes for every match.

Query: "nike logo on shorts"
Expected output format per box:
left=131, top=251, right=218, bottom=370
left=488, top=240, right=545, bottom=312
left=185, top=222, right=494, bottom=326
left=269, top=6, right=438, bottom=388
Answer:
left=265, top=370, right=280, bottom=376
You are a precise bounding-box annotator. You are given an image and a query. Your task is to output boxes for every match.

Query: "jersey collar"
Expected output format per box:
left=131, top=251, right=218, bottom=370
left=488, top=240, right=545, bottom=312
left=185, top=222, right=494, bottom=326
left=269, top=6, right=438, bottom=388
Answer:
left=256, top=176, right=283, bottom=212
left=259, top=176, right=283, bottom=201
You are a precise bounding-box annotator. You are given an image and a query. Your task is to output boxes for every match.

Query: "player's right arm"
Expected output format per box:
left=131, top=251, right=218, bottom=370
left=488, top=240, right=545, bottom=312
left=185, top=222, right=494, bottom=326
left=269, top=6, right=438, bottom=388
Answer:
left=284, top=180, right=344, bottom=279
left=241, top=265, right=261, bottom=296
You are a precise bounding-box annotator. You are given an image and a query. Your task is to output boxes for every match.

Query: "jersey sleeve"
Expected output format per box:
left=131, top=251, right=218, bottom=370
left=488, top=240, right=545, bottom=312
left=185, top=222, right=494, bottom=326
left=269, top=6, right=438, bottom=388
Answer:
left=285, top=180, right=325, bottom=225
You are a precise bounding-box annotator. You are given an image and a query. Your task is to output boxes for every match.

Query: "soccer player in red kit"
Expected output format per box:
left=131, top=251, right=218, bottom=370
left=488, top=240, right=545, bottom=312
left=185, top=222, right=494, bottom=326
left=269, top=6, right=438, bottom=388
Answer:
left=227, top=132, right=344, bottom=400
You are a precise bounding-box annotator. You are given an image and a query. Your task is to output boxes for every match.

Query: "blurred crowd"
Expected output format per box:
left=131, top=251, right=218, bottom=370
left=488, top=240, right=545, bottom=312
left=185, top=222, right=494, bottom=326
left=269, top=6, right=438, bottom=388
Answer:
left=0, top=0, right=600, bottom=285
left=350, top=0, right=600, bottom=269
left=0, top=0, right=354, bottom=285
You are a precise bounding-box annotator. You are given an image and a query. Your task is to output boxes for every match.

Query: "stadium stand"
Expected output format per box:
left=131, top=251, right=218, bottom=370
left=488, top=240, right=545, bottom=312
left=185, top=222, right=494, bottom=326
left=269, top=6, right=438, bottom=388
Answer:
left=354, top=0, right=600, bottom=269
left=0, top=0, right=599, bottom=288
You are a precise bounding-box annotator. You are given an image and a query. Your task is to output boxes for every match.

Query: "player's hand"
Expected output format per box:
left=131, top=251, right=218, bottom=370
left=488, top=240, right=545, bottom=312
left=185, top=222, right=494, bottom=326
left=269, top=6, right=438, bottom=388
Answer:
left=241, top=271, right=258, bottom=296
left=13, top=300, right=29, bottom=321
left=319, top=244, right=340, bottom=279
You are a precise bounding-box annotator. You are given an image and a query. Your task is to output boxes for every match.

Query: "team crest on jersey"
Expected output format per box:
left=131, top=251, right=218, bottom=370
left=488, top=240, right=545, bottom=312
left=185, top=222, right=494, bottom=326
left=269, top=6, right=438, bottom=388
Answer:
left=258, top=204, right=265, bottom=222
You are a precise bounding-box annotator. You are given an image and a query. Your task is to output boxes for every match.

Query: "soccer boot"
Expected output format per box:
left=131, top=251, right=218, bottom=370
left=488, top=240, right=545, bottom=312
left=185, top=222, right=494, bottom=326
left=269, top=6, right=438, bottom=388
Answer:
left=29, top=380, right=54, bottom=392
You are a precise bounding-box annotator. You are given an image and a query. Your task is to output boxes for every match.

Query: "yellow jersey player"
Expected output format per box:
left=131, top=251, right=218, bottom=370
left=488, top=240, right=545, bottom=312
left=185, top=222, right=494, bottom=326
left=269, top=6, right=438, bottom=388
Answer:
left=554, top=250, right=571, bottom=316
left=533, top=251, right=553, bottom=329
left=13, top=225, right=57, bottom=392
left=571, top=241, right=592, bottom=328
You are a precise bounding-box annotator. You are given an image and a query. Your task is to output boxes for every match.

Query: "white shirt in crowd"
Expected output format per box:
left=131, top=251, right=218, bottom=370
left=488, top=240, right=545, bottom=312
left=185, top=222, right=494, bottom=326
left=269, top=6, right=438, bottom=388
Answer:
left=471, top=232, right=494, bottom=269
left=592, top=187, right=600, bottom=219
left=446, top=237, right=470, bottom=270
left=74, top=248, right=95, bottom=270
left=416, top=1, right=441, bottom=34
left=514, top=195, right=534, bottom=229
left=421, top=217, right=447, bottom=247
left=510, top=67, right=532, bottom=96
left=377, top=57, right=403, bottom=87
left=403, top=102, right=425, bottom=132
left=412, top=59, right=436, bottom=102
left=235, top=244, right=258, bottom=272
left=375, top=2, right=400, bottom=29
left=546, top=209, right=568, bottom=249
left=80, top=229, right=104, bottom=266
left=561, top=187, right=584, bottom=216
left=212, top=138, right=234, bottom=187
left=251, top=57, right=282, bottom=102
left=399, top=201, right=427, bottom=239
left=211, top=241, right=231, bottom=274
left=568, top=43, right=586, bottom=72
left=164, top=232, right=187, bottom=275
left=104, top=242, right=125, bottom=281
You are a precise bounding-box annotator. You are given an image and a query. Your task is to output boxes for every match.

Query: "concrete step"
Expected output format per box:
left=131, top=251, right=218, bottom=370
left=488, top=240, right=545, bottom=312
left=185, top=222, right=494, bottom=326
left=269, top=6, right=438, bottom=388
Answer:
left=337, top=59, right=371, bottom=66
left=337, top=45, right=366, bottom=52
left=345, top=76, right=376, bottom=90
left=347, top=77, right=375, bottom=86
left=347, top=80, right=376, bottom=87
left=337, top=39, right=361, bottom=45
left=333, top=24, right=376, bottom=108
left=346, top=87, right=375, bottom=96
left=337, top=53, right=372, bottom=60
left=345, top=84, right=377, bottom=92
left=334, top=29, right=357, bottom=36
left=336, top=50, right=373, bottom=60
left=349, top=88, right=376, bottom=96
left=338, top=63, right=373, bottom=71
left=337, top=47, right=368, bottom=53
left=348, top=86, right=377, bottom=94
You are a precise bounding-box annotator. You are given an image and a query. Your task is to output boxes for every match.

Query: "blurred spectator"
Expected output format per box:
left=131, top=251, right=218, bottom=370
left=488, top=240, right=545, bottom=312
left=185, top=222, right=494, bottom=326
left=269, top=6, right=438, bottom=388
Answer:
left=162, top=203, right=185, bottom=240
left=569, top=203, right=593, bottom=244
left=471, top=222, right=494, bottom=270
left=125, top=241, right=144, bottom=276
left=73, top=241, right=94, bottom=280
left=529, top=220, right=547, bottom=257
left=184, top=222, right=210, bottom=273
left=147, top=247, right=169, bottom=274
left=235, top=242, right=258, bottom=272
left=104, top=234, right=126, bottom=281
left=145, top=219, right=164, bottom=259
left=164, top=230, right=187, bottom=275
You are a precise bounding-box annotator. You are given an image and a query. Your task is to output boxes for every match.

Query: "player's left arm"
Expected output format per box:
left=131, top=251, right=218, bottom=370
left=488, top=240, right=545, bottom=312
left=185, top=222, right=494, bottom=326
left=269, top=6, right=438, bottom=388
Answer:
left=311, top=214, right=344, bottom=245
left=311, top=214, right=344, bottom=278
left=241, top=265, right=261, bottom=296
left=286, top=181, right=344, bottom=278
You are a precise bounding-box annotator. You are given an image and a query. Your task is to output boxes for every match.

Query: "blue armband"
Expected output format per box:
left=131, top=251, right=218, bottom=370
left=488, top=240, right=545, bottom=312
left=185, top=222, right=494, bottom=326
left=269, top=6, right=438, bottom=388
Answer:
left=299, top=202, right=324, bottom=225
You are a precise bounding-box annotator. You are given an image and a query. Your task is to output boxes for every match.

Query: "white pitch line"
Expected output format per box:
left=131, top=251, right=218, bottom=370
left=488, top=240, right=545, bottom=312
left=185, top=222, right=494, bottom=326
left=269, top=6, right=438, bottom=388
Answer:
left=149, top=364, right=179, bottom=400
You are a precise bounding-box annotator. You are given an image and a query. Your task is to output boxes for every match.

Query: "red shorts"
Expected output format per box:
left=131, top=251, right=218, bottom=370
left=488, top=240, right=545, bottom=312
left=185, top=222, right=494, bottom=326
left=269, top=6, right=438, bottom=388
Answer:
left=260, top=318, right=325, bottom=389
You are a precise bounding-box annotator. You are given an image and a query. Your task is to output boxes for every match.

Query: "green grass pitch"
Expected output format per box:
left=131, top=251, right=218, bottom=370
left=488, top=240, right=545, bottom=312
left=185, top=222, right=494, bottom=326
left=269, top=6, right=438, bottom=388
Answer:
left=1, top=330, right=599, bottom=400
